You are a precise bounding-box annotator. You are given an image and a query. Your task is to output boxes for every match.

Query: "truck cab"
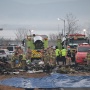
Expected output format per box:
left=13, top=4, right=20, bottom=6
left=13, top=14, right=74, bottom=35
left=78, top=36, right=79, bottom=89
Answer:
left=26, top=34, right=48, bottom=60
left=75, top=43, right=90, bottom=65
left=66, top=33, right=89, bottom=52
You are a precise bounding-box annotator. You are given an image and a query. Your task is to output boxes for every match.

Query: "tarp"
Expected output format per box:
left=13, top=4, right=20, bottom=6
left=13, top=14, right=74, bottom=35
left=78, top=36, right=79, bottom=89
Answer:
left=0, top=73, right=90, bottom=88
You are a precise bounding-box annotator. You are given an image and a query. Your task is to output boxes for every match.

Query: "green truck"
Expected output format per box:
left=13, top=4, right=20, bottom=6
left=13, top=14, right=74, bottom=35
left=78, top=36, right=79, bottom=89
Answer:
left=24, top=34, right=48, bottom=60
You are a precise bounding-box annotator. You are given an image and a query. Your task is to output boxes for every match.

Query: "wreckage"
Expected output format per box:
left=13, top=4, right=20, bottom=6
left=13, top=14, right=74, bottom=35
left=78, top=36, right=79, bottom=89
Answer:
left=0, top=57, right=12, bottom=74
left=0, top=57, right=90, bottom=75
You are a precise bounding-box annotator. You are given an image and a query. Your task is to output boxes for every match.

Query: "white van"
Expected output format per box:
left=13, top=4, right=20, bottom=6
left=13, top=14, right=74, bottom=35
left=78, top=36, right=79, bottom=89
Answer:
left=7, top=45, right=17, bottom=55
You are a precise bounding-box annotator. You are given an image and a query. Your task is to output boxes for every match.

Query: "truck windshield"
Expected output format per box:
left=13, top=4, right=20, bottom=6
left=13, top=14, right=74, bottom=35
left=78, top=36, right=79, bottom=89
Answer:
left=78, top=47, right=90, bottom=52
left=68, top=43, right=78, bottom=48
left=69, top=39, right=87, bottom=44
left=34, top=40, right=44, bottom=49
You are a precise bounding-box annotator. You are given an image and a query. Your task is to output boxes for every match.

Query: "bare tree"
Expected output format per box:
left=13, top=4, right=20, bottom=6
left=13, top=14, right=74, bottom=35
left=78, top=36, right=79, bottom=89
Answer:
left=65, top=13, right=79, bottom=35
left=15, top=28, right=29, bottom=41
left=49, top=33, right=58, bottom=41
left=0, top=37, right=12, bottom=47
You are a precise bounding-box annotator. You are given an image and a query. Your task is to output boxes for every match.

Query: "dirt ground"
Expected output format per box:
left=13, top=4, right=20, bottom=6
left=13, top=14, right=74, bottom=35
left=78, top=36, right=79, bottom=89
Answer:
left=0, top=72, right=48, bottom=90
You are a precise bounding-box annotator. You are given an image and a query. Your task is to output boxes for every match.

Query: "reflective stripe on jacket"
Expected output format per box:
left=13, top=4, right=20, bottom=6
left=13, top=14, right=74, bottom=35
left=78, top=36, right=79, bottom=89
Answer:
left=22, top=54, right=26, bottom=60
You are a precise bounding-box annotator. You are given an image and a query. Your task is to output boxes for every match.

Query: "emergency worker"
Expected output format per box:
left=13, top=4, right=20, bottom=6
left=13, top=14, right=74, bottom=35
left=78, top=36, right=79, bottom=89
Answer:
left=14, top=46, right=18, bottom=54
left=67, top=46, right=70, bottom=50
left=21, top=54, right=27, bottom=69
left=61, top=47, right=67, bottom=65
left=16, top=47, right=24, bottom=68
left=49, top=47, right=56, bottom=66
left=55, top=46, right=61, bottom=65
left=27, top=47, right=31, bottom=60
left=43, top=49, right=48, bottom=64
left=86, top=49, right=90, bottom=65
left=71, top=50, right=76, bottom=63
left=51, top=48, right=56, bottom=66
left=18, top=47, right=23, bottom=55
left=46, top=47, right=51, bottom=63
left=43, top=47, right=51, bottom=65
left=66, top=49, right=72, bottom=65
left=11, top=52, right=19, bottom=68
left=41, top=48, right=44, bottom=61
left=49, top=47, right=53, bottom=65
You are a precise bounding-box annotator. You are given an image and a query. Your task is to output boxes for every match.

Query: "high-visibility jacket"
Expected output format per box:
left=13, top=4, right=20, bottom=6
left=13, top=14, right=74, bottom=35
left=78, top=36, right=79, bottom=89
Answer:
left=61, top=49, right=67, bottom=56
left=22, top=54, right=26, bottom=60
left=55, top=49, right=61, bottom=56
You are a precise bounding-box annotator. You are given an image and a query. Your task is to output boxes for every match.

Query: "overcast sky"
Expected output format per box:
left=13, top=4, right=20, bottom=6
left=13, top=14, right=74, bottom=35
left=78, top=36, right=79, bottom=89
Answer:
left=0, top=0, right=90, bottom=39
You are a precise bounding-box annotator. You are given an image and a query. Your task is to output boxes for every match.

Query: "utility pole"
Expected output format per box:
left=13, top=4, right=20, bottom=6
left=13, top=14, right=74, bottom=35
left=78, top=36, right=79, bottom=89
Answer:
left=57, top=18, right=65, bottom=36
left=57, top=18, right=66, bottom=48
left=63, top=19, right=65, bottom=36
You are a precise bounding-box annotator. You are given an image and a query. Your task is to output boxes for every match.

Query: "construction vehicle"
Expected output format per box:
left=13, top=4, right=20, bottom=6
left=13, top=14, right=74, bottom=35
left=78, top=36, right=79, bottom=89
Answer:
left=24, top=34, right=48, bottom=61
left=66, top=33, right=89, bottom=51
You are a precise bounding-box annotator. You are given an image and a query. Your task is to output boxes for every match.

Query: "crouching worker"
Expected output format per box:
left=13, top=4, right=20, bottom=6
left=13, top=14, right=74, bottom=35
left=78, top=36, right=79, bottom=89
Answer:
left=86, top=49, right=90, bottom=66
left=11, top=52, right=18, bottom=68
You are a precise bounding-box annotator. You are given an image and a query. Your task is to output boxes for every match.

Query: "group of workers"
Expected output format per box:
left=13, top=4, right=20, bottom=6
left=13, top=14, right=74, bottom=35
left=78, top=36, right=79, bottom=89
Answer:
left=42, top=46, right=76, bottom=67
left=55, top=46, right=90, bottom=66
left=11, top=45, right=90, bottom=70
left=11, top=45, right=76, bottom=69
left=55, top=46, right=75, bottom=66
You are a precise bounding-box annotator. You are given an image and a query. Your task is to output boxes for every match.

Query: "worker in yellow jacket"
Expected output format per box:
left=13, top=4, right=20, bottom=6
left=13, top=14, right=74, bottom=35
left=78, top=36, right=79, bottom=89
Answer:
left=55, top=46, right=61, bottom=65
left=61, top=47, right=67, bottom=65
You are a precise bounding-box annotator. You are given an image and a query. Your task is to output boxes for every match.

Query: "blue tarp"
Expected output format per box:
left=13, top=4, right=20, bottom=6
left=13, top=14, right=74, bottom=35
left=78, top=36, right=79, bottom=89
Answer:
left=0, top=73, right=90, bottom=88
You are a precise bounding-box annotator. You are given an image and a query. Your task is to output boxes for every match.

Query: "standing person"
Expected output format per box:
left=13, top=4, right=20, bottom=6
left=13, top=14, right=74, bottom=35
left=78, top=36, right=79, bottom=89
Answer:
left=21, top=54, right=27, bottom=70
left=66, top=49, right=72, bottom=65
left=43, top=48, right=50, bottom=65
left=27, top=47, right=31, bottom=60
left=61, top=47, right=67, bottom=66
left=55, top=46, right=61, bottom=65
left=49, top=47, right=56, bottom=66
left=43, top=49, right=47, bottom=64
left=11, top=52, right=19, bottom=68
left=18, top=48, right=24, bottom=68
left=51, top=48, right=56, bottom=66
left=86, top=49, right=90, bottom=66
left=46, top=47, right=51, bottom=64
left=71, top=50, right=76, bottom=63
left=49, top=47, right=53, bottom=65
